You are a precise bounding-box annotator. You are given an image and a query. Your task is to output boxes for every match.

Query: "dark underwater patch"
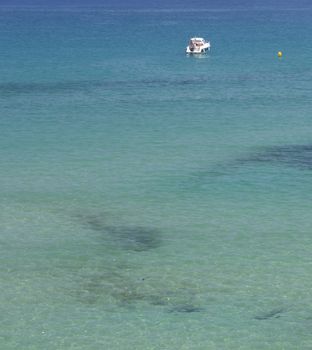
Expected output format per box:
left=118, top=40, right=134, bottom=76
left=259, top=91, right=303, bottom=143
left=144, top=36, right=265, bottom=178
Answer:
left=73, top=268, right=179, bottom=308
left=168, top=304, right=204, bottom=314
left=105, top=226, right=161, bottom=252
left=254, top=308, right=285, bottom=320
left=81, top=214, right=107, bottom=232
left=71, top=214, right=200, bottom=310
left=0, top=81, right=93, bottom=95
left=78, top=214, right=161, bottom=252
left=240, top=144, right=312, bottom=170
left=76, top=273, right=148, bottom=306
left=0, top=77, right=212, bottom=96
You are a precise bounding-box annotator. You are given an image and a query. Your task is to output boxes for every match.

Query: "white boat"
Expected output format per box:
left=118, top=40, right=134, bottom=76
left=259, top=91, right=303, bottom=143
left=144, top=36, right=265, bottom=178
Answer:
left=186, top=37, right=211, bottom=54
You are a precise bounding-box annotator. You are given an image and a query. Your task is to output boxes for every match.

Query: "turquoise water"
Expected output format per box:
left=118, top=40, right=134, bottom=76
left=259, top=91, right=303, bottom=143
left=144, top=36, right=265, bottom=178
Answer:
left=1, top=4, right=312, bottom=349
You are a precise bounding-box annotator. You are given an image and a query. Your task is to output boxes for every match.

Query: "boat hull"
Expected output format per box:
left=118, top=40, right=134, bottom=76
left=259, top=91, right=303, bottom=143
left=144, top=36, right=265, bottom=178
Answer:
left=186, top=42, right=211, bottom=54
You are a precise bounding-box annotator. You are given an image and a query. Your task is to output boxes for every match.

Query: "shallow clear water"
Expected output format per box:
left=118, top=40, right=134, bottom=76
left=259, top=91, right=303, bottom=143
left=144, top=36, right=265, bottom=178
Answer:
left=1, top=4, right=312, bottom=349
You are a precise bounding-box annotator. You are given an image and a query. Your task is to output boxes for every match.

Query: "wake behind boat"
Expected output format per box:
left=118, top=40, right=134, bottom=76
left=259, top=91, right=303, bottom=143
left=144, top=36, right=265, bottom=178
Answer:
left=186, top=37, right=211, bottom=54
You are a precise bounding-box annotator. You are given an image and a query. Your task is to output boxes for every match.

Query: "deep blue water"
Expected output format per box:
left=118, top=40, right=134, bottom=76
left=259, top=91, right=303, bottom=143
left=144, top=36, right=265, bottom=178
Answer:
left=1, top=4, right=312, bottom=349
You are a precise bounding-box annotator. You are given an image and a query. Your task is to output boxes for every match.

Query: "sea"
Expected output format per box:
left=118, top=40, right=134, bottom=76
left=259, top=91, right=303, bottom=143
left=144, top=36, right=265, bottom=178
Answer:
left=1, top=1, right=312, bottom=349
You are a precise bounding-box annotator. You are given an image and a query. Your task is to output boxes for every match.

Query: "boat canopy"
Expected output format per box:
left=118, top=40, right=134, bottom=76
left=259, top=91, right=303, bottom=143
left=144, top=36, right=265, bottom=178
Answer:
left=190, top=37, right=206, bottom=42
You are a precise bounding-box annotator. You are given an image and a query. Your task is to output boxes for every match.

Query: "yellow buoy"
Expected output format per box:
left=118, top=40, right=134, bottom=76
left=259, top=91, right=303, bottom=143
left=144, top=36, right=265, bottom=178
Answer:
left=278, top=51, right=283, bottom=58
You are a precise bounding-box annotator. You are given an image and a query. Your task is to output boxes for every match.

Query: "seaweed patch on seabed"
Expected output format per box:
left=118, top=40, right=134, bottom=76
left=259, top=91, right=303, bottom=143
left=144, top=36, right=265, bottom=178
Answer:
left=75, top=271, right=202, bottom=311
left=73, top=213, right=202, bottom=310
left=239, top=144, right=312, bottom=170
left=168, top=304, right=204, bottom=314
left=71, top=263, right=194, bottom=309
left=74, top=272, right=152, bottom=306
left=0, top=77, right=211, bottom=96
left=105, top=226, right=162, bottom=252
left=254, top=308, right=285, bottom=320
left=78, top=213, right=162, bottom=252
